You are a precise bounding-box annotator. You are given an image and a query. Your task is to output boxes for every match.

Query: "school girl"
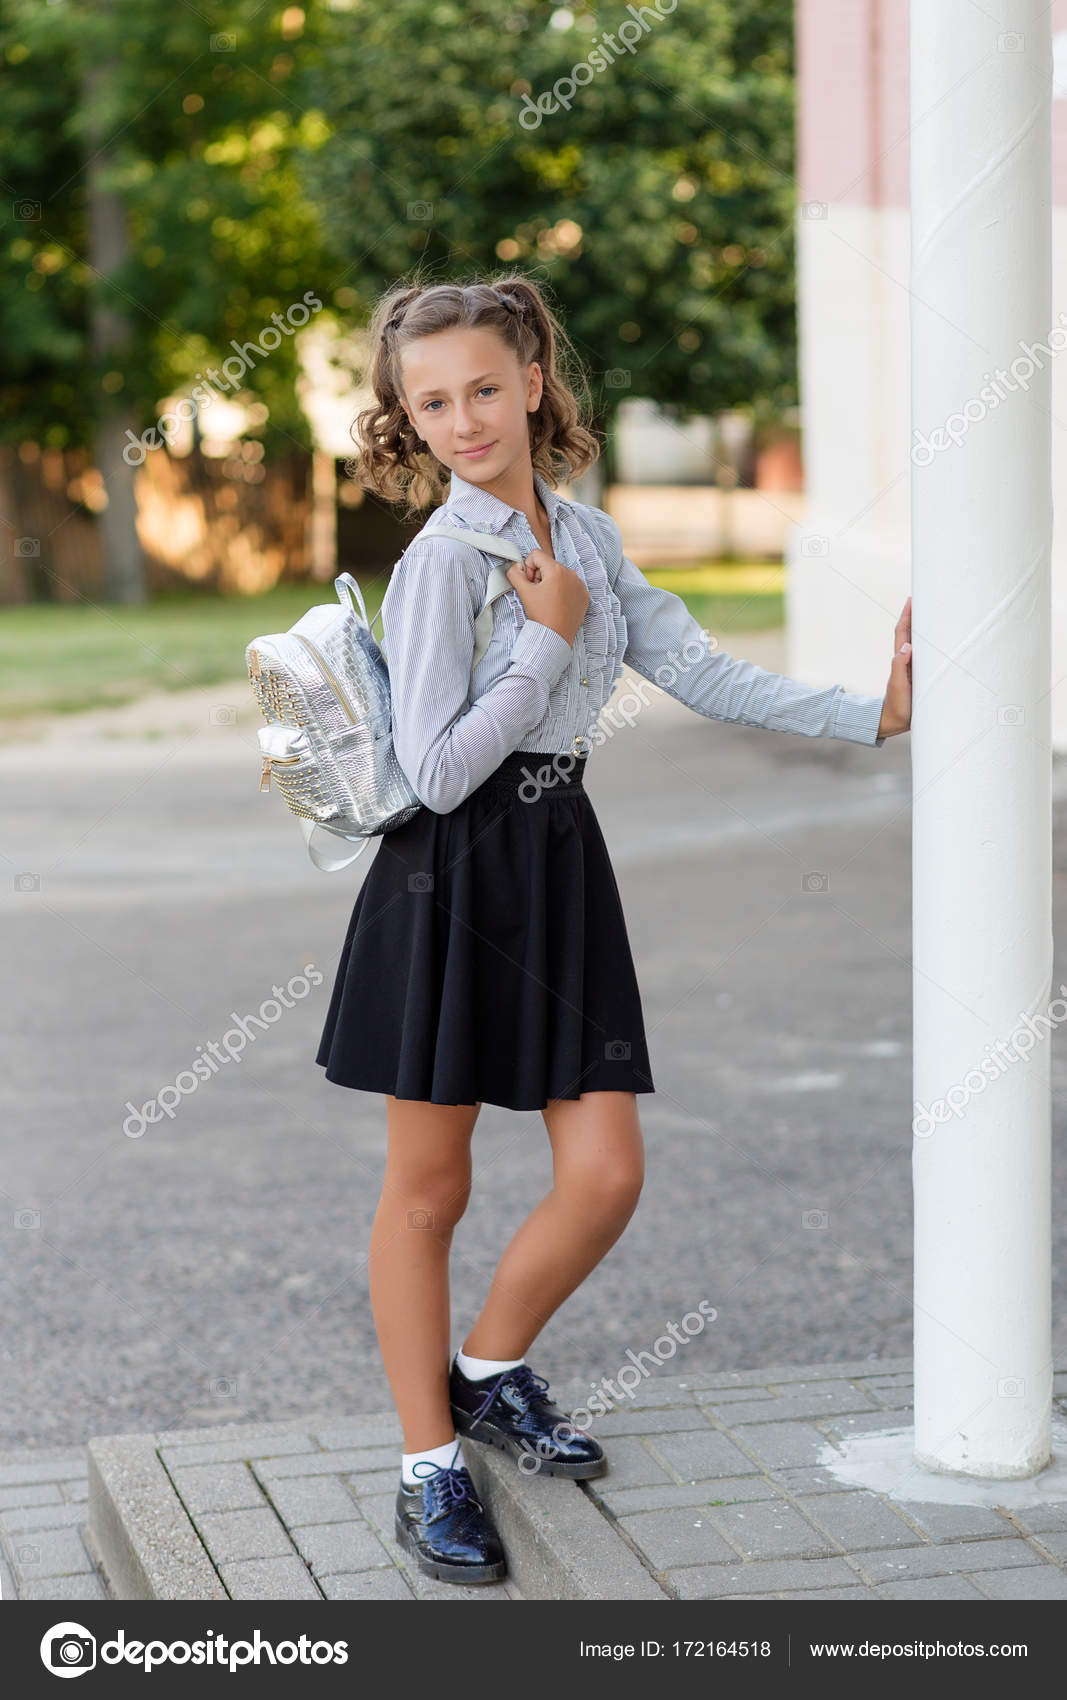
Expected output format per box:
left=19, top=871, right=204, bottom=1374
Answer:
left=315, top=274, right=913, bottom=1584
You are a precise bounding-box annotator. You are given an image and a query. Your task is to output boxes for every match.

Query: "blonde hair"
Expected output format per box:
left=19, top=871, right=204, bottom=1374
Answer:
left=349, top=272, right=601, bottom=514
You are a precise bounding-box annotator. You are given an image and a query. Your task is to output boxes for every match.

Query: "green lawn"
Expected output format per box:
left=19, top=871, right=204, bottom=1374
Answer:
left=0, top=561, right=783, bottom=722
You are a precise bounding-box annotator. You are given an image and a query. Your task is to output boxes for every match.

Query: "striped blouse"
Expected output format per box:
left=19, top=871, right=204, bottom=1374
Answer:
left=381, top=468, right=886, bottom=814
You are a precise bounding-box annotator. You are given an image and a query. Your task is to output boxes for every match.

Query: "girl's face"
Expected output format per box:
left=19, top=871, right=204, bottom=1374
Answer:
left=398, top=325, right=542, bottom=488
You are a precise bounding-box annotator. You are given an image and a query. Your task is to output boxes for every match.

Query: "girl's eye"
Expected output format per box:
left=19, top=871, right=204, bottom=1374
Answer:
left=423, top=386, right=495, bottom=411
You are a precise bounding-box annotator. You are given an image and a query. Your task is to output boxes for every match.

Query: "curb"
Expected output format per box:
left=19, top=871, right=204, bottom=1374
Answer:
left=88, top=1433, right=227, bottom=1601
left=461, top=1437, right=668, bottom=1600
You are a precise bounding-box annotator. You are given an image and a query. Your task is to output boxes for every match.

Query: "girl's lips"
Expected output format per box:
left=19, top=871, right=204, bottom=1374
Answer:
left=457, top=442, right=495, bottom=458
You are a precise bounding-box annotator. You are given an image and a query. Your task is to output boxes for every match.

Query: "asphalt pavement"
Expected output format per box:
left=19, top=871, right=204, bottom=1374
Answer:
left=3, top=654, right=1064, bottom=1454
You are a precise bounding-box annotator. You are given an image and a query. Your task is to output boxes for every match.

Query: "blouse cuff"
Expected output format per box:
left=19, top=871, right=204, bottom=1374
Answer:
left=833, top=690, right=887, bottom=747
left=508, top=617, right=574, bottom=688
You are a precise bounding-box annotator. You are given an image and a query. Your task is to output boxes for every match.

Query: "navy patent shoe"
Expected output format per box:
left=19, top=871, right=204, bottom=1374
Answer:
left=393, top=1458, right=506, bottom=1585
left=449, top=1357, right=607, bottom=1479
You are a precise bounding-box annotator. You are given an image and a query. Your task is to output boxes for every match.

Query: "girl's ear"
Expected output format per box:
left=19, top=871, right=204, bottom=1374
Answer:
left=526, top=361, right=543, bottom=414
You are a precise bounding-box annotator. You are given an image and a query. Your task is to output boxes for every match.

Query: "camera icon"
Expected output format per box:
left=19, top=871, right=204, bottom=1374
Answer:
left=605, top=369, right=631, bottom=389
left=997, top=1376, right=1025, bottom=1398
left=801, top=533, right=829, bottom=557
left=802, top=1209, right=829, bottom=1230
left=605, top=1039, right=631, bottom=1060
left=802, top=871, right=828, bottom=894
left=997, top=31, right=1024, bottom=52
left=15, top=871, right=41, bottom=892
left=802, top=200, right=827, bottom=220
left=16, top=537, right=41, bottom=556
left=15, top=1208, right=41, bottom=1230
left=406, top=1208, right=438, bottom=1230
left=210, top=31, right=236, bottom=50
left=407, top=201, right=433, bottom=222
left=15, top=200, right=41, bottom=220
left=209, top=704, right=237, bottom=726
left=408, top=872, right=434, bottom=892
left=40, top=1622, right=97, bottom=1675
left=210, top=1376, right=237, bottom=1396
left=997, top=704, right=1025, bottom=726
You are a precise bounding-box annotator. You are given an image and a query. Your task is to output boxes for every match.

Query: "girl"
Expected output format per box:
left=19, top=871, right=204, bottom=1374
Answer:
left=315, top=274, right=912, bottom=1586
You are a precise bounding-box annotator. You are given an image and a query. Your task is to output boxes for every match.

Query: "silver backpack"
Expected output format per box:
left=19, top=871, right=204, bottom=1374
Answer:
left=245, top=526, right=526, bottom=872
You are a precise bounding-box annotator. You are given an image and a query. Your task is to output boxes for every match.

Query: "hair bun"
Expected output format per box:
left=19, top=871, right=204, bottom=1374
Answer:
left=493, top=287, right=522, bottom=316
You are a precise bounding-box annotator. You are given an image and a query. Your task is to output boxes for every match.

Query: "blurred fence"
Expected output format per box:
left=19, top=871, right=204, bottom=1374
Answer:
left=1, top=445, right=313, bottom=604
left=0, top=444, right=799, bottom=606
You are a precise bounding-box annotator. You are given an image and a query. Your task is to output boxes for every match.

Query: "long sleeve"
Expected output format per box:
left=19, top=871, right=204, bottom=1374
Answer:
left=603, top=523, right=886, bottom=748
left=382, top=536, right=574, bottom=812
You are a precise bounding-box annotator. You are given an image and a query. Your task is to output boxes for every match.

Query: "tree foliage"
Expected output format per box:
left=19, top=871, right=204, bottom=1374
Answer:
left=0, top=0, right=798, bottom=492
left=297, top=0, right=798, bottom=433
left=0, top=0, right=333, bottom=453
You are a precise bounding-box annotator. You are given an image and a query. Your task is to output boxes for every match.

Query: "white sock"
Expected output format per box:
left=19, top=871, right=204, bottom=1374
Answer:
left=456, top=1348, right=525, bottom=1381
left=401, top=1434, right=465, bottom=1486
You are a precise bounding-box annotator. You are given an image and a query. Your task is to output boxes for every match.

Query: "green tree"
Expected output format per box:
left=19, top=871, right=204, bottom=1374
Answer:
left=298, top=0, right=797, bottom=472
left=0, top=0, right=333, bottom=600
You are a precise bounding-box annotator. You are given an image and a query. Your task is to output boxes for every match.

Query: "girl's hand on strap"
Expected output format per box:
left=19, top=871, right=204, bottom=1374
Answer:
left=506, top=548, right=590, bottom=645
left=877, top=595, right=912, bottom=738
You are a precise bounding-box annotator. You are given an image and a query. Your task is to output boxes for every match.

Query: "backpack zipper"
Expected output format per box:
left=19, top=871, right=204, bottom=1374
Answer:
left=260, top=753, right=300, bottom=792
left=293, top=632, right=357, bottom=724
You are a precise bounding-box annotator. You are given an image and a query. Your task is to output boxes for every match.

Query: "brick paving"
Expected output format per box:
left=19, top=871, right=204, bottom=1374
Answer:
left=0, top=1450, right=105, bottom=1601
left=1, top=1423, right=523, bottom=1602
left=3, top=1358, right=1066, bottom=1600
left=582, top=1359, right=1067, bottom=1600
left=156, top=1417, right=522, bottom=1600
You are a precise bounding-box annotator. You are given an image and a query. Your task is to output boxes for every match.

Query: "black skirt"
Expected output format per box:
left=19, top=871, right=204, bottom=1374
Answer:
left=314, top=749, right=655, bottom=1111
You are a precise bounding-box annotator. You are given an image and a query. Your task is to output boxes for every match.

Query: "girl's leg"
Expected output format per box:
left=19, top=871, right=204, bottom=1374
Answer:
left=461, top=1091, right=644, bottom=1359
left=370, top=1094, right=479, bottom=1452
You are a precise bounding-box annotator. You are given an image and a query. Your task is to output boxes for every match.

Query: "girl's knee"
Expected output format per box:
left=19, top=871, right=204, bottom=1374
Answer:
left=603, top=1159, right=644, bottom=1220
left=384, top=1157, right=472, bottom=1232
left=561, top=1152, right=644, bottom=1224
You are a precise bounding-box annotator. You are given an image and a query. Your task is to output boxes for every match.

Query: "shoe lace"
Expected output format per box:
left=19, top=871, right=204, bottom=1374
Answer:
left=472, top=1362, right=551, bottom=1421
left=411, top=1456, right=478, bottom=1518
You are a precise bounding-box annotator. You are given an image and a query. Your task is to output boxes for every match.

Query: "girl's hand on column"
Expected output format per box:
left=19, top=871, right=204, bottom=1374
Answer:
left=877, top=595, right=912, bottom=738
left=506, top=548, right=589, bottom=645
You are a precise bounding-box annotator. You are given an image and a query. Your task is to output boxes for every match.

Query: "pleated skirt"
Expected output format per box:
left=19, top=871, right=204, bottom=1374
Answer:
left=314, top=749, right=655, bottom=1111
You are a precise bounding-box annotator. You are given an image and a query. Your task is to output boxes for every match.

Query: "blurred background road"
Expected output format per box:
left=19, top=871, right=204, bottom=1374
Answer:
left=0, top=658, right=986, bottom=1451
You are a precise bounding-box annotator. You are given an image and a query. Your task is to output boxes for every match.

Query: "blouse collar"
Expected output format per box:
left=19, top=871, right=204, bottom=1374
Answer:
left=446, top=465, right=569, bottom=534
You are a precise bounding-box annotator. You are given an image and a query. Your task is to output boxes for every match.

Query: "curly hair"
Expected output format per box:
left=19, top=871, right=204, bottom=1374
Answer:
left=348, top=271, right=602, bottom=515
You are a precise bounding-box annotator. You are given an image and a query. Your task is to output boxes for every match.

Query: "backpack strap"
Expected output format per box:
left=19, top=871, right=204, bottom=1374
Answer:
left=416, top=525, right=526, bottom=668
left=297, top=814, right=371, bottom=874
left=375, top=518, right=626, bottom=665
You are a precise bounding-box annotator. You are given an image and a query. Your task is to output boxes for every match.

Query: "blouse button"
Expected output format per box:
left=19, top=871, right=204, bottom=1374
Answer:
left=581, top=676, right=589, bottom=686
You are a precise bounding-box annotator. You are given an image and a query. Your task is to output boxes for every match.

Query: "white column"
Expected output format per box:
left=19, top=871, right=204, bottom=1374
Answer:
left=910, top=4, right=1053, bottom=1476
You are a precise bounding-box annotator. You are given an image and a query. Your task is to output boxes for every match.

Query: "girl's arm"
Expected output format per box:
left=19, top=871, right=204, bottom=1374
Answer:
left=589, top=510, right=889, bottom=746
left=383, top=535, right=573, bottom=812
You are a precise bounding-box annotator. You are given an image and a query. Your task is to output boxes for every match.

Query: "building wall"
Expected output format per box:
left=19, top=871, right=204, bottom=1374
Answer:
left=793, top=0, right=1067, bottom=746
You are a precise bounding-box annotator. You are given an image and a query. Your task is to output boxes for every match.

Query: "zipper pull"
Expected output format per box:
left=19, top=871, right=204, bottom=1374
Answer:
left=260, top=757, right=272, bottom=792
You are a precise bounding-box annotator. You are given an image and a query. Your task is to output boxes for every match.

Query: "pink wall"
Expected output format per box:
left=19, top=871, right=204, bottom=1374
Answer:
left=796, top=0, right=1067, bottom=207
